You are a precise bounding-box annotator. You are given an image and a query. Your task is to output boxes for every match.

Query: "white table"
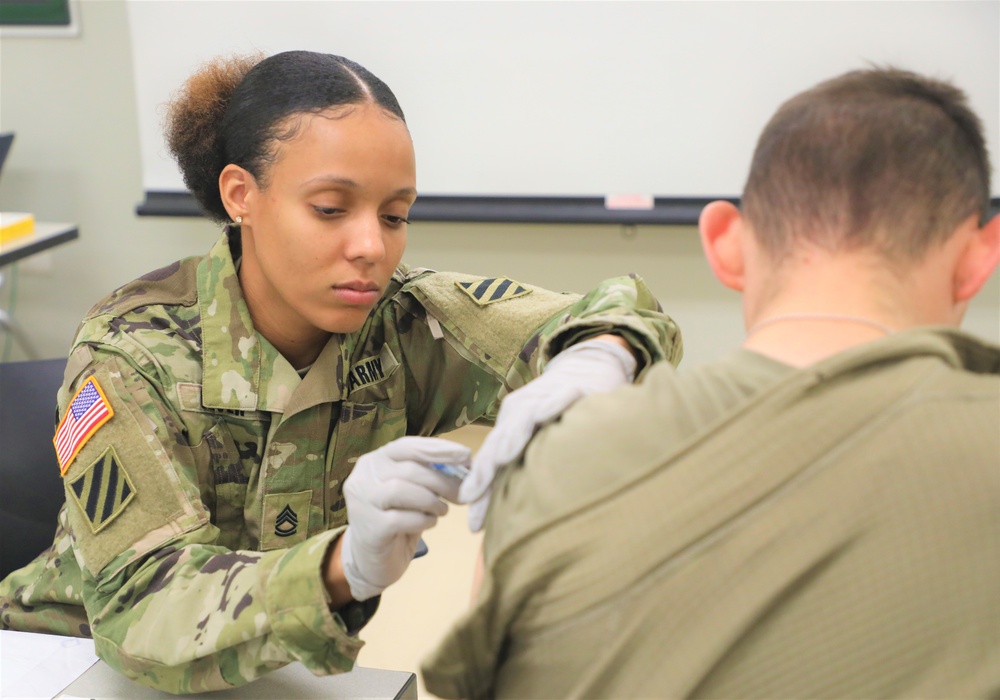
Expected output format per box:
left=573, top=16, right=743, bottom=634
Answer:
left=0, top=221, right=78, bottom=268
left=0, top=222, right=79, bottom=358
left=0, top=630, right=417, bottom=699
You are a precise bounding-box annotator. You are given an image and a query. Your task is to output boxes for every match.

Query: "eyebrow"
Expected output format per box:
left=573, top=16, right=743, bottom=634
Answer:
left=303, top=175, right=417, bottom=198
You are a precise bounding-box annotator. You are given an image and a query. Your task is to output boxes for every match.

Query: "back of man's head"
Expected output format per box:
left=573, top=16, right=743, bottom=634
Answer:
left=742, top=67, right=991, bottom=262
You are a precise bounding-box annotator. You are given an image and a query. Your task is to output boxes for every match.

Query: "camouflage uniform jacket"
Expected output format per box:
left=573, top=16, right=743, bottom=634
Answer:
left=0, top=230, right=681, bottom=693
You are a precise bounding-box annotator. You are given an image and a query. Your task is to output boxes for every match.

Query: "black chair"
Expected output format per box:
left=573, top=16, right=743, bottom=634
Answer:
left=0, top=358, right=68, bottom=579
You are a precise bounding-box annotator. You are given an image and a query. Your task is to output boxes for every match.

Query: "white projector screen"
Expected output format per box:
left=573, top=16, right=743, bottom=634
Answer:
left=127, top=0, right=999, bottom=220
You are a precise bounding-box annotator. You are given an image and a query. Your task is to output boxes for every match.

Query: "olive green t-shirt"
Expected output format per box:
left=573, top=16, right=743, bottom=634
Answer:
left=423, top=329, right=1000, bottom=699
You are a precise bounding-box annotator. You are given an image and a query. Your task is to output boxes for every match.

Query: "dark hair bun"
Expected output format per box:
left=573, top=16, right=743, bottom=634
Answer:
left=164, top=53, right=264, bottom=222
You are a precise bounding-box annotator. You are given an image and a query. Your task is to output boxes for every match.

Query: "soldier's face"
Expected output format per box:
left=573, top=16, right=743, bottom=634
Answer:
left=238, top=105, right=416, bottom=338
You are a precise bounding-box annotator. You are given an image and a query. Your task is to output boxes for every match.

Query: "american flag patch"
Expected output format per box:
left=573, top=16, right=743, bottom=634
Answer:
left=54, top=377, right=114, bottom=475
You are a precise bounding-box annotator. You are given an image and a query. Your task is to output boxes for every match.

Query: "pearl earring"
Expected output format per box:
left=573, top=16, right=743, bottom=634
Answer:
left=235, top=216, right=243, bottom=224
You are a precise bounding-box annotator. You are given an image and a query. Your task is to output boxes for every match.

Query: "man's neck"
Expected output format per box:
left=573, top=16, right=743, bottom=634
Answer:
left=743, top=314, right=894, bottom=367
left=742, top=251, right=955, bottom=367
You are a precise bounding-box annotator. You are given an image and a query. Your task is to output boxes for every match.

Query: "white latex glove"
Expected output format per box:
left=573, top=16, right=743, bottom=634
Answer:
left=341, top=436, right=471, bottom=601
left=459, top=337, right=637, bottom=532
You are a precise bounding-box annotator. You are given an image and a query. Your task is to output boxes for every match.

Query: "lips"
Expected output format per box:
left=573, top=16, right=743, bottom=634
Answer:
left=336, top=280, right=380, bottom=293
left=332, top=281, right=382, bottom=305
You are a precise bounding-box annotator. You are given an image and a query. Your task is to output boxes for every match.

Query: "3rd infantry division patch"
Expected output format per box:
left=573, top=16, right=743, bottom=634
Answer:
left=67, top=446, right=136, bottom=533
left=456, top=278, right=532, bottom=306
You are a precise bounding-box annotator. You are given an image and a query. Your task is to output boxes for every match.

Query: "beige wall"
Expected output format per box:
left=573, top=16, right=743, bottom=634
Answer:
left=4, top=3, right=993, bottom=368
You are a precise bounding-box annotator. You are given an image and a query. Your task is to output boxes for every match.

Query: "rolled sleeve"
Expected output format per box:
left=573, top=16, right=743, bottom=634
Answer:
left=264, top=527, right=364, bottom=675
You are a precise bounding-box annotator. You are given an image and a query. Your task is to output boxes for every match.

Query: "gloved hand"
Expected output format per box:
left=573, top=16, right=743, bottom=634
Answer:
left=459, top=337, right=637, bottom=531
left=341, top=436, right=471, bottom=601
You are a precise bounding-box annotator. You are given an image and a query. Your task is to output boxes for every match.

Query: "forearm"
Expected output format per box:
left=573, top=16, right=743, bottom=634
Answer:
left=85, top=529, right=361, bottom=693
left=396, top=272, right=680, bottom=436
left=323, top=533, right=354, bottom=610
left=536, top=274, right=682, bottom=372
left=592, top=332, right=632, bottom=353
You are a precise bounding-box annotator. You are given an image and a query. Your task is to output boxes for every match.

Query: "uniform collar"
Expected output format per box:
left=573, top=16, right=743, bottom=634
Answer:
left=195, top=230, right=349, bottom=413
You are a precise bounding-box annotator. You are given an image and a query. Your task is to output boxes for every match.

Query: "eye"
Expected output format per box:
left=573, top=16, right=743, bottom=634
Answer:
left=382, top=214, right=411, bottom=227
left=313, top=206, right=344, bottom=218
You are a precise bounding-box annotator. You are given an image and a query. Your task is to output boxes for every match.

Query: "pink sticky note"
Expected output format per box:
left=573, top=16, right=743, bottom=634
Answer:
left=604, top=194, right=655, bottom=210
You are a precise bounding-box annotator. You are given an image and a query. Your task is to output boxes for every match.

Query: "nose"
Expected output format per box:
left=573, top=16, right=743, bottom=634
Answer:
left=345, top=212, right=386, bottom=263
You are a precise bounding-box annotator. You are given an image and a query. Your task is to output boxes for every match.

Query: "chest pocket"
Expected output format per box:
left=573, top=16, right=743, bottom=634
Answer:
left=327, top=401, right=407, bottom=528
left=202, top=421, right=253, bottom=550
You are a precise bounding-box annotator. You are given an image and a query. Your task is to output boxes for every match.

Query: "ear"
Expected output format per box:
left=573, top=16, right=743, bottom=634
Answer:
left=218, top=164, right=256, bottom=223
left=953, top=214, right=1000, bottom=303
left=699, top=200, right=746, bottom=292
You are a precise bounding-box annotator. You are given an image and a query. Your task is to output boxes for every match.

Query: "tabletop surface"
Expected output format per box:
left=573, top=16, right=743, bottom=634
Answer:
left=0, top=221, right=79, bottom=268
left=0, top=629, right=417, bottom=700
left=59, top=658, right=418, bottom=700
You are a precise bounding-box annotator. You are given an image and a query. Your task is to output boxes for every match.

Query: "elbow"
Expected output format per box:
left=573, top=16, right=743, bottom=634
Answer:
left=91, top=629, right=287, bottom=694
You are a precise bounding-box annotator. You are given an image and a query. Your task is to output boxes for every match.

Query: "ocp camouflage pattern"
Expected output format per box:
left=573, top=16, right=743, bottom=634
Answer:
left=0, top=229, right=681, bottom=693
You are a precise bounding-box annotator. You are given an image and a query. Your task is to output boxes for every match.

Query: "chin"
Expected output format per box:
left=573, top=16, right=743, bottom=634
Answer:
left=320, top=311, right=372, bottom=335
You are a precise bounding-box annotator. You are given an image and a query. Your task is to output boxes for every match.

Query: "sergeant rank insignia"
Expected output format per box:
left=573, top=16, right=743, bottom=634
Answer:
left=274, top=505, right=299, bottom=537
left=456, top=277, right=532, bottom=306
left=67, top=446, right=136, bottom=533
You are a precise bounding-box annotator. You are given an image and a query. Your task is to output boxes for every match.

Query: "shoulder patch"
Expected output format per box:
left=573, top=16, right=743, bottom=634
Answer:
left=67, top=446, right=136, bottom=534
left=456, top=278, right=532, bottom=306
left=54, top=376, right=114, bottom=475
left=404, top=271, right=579, bottom=378
left=60, top=358, right=205, bottom=576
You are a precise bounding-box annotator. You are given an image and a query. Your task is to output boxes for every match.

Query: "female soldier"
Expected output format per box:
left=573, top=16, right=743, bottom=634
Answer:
left=0, top=51, right=680, bottom=692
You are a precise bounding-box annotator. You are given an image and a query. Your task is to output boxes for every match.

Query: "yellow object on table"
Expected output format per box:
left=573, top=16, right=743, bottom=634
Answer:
left=0, top=212, right=35, bottom=244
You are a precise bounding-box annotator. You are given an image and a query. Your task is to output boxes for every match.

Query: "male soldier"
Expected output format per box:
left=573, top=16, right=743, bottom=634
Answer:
left=423, top=67, right=1000, bottom=698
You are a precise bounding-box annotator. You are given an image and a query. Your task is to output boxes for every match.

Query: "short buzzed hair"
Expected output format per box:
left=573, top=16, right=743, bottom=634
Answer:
left=741, top=67, right=991, bottom=261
